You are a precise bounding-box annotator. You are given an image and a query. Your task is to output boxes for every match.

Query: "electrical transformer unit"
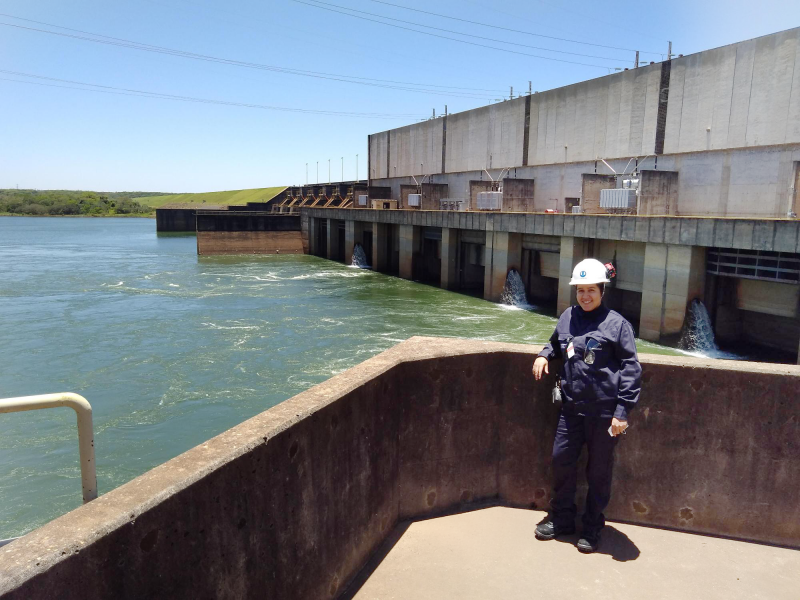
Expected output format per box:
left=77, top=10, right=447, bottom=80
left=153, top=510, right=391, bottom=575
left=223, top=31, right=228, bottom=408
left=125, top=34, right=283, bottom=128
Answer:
left=476, top=191, right=503, bottom=211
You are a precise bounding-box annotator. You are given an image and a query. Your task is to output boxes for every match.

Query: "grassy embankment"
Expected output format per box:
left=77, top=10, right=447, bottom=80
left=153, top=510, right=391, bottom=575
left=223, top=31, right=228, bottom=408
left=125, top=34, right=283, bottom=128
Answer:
left=135, top=187, right=286, bottom=208
left=0, top=187, right=287, bottom=217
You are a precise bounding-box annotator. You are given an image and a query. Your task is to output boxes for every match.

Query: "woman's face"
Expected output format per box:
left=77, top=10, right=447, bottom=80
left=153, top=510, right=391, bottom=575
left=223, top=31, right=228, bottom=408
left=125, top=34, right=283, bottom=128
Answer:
left=576, top=284, right=602, bottom=312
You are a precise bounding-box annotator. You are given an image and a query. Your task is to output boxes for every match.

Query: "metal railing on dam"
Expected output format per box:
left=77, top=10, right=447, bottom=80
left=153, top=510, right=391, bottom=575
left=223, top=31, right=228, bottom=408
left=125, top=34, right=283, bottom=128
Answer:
left=1, top=338, right=798, bottom=598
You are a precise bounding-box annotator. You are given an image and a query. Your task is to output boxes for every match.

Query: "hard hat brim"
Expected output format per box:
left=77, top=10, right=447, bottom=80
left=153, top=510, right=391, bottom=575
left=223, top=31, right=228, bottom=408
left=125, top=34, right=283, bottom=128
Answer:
left=569, top=277, right=610, bottom=285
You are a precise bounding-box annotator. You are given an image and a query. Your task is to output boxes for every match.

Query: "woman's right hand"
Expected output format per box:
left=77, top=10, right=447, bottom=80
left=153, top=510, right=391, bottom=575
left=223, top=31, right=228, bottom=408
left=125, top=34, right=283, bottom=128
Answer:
left=532, top=357, right=549, bottom=381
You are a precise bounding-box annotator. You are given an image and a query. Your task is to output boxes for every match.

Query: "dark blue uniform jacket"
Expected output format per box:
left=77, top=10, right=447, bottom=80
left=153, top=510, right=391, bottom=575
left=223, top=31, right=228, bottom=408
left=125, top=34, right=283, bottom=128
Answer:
left=538, top=305, right=642, bottom=420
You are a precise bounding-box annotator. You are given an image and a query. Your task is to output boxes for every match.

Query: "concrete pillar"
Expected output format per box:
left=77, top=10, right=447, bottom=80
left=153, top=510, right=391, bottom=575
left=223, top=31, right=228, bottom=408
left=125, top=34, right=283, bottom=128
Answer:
left=373, top=222, right=389, bottom=272
left=308, top=217, right=317, bottom=256
left=440, top=227, right=459, bottom=290
left=399, top=224, right=419, bottom=280
left=327, top=219, right=340, bottom=261
left=483, top=231, right=522, bottom=302
left=345, top=220, right=356, bottom=265
left=557, top=236, right=588, bottom=314
left=640, top=243, right=706, bottom=342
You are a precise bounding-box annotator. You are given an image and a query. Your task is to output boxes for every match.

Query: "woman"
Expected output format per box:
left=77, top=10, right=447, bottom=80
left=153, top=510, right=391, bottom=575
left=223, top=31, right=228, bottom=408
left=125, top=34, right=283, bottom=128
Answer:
left=532, top=258, right=642, bottom=553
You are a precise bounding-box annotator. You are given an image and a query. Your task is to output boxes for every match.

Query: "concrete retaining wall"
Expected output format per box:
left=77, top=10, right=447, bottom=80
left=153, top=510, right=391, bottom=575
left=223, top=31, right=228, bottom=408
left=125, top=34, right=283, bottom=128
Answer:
left=368, top=28, right=800, bottom=218
left=197, top=231, right=304, bottom=255
left=664, top=29, right=800, bottom=154
left=2, top=337, right=799, bottom=598
left=370, top=28, right=800, bottom=177
left=196, top=213, right=303, bottom=255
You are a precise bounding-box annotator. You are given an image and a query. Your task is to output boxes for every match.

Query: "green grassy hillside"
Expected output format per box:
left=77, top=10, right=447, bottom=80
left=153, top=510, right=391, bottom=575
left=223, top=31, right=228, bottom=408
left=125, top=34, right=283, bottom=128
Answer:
left=136, top=187, right=286, bottom=208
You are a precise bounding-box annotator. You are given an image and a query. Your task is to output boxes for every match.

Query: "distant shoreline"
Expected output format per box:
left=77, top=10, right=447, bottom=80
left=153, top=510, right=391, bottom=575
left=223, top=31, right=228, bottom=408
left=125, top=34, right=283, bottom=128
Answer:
left=0, top=213, right=155, bottom=218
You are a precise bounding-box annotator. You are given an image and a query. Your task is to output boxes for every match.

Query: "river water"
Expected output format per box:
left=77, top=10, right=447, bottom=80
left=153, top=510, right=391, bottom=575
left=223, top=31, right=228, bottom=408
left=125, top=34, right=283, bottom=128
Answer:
left=0, top=217, right=677, bottom=538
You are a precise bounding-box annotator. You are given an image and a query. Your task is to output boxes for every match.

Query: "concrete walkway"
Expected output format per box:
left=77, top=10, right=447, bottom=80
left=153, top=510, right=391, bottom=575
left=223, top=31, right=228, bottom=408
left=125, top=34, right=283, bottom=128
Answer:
left=345, top=507, right=800, bottom=600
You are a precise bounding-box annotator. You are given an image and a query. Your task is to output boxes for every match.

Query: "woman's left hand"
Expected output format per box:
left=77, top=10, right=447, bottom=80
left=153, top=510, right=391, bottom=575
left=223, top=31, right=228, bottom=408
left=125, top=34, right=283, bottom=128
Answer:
left=610, top=417, right=628, bottom=436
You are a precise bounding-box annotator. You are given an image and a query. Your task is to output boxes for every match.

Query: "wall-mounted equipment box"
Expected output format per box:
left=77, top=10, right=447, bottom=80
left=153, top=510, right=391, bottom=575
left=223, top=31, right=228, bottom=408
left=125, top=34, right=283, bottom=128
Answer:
left=407, top=194, right=421, bottom=207
left=440, top=198, right=468, bottom=211
left=571, top=205, right=583, bottom=214
left=600, top=188, right=637, bottom=210
left=476, top=191, right=503, bottom=211
left=358, top=195, right=368, bottom=206
left=371, top=200, right=398, bottom=210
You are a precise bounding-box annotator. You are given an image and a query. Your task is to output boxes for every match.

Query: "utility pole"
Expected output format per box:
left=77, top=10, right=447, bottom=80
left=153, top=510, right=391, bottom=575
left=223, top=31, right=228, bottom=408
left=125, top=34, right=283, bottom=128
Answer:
left=635, top=51, right=639, bottom=68
left=432, top=108, right=436, bottom=119
left=510, top=86, right=513, bottom=100
left=668, top=41, right=672, bottom=61
left=528, top=81, right=532, bottom=95
left=444, top=104, right=448, bottom=116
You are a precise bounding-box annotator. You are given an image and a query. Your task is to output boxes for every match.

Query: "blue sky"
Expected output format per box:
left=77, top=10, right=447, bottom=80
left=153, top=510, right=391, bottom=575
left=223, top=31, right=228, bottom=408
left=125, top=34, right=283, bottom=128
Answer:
left=1, top=0, right=798, bottom=193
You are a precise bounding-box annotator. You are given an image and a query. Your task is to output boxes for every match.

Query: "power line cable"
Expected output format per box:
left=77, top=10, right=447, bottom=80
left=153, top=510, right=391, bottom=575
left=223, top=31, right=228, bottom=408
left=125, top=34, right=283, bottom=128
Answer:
left=297, top=0, right=629, bottom=62
left=368, top=0, right=664, bottom=55
left=0, top=13, right=505, bottom=97
left=292, top=0, right=618, bottom=69
left=0, top=69, right=427, bottom=118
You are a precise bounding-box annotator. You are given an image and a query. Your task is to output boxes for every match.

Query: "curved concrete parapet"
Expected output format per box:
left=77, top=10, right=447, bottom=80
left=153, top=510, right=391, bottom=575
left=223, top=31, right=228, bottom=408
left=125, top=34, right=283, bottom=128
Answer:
left=1, top=337, right=799, bottom=598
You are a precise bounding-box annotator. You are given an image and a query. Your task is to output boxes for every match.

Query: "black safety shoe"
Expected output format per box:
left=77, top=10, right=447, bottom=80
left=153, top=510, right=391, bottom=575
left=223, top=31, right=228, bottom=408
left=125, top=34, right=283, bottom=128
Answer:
left=577, top=533, right=600, bottom=553
left=535, top=520, right=576, bottom=540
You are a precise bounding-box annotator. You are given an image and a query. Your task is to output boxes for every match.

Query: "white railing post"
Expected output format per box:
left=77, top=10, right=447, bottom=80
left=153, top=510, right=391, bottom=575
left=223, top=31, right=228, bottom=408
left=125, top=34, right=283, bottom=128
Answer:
left=0, top=393, right=97, bottom=503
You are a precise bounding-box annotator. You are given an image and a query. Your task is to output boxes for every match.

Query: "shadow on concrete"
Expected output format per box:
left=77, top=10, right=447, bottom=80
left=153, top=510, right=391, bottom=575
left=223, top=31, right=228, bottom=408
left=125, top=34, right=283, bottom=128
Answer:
left=592, top=525, right=641, bottom=562
left=536, top=515, right=641, bottom=562
left=339, top=521, right=412, bottom=600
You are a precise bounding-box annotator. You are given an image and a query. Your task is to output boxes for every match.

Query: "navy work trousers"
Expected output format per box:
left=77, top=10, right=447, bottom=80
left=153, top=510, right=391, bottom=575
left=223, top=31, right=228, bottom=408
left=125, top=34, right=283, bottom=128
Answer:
left=550, top=411, right=618, bottom=534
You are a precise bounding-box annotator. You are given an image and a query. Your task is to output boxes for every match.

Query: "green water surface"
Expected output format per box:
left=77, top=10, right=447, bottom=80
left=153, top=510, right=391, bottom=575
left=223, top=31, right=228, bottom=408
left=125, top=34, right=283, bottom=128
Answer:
left=0, top=217, right=677, bottom=538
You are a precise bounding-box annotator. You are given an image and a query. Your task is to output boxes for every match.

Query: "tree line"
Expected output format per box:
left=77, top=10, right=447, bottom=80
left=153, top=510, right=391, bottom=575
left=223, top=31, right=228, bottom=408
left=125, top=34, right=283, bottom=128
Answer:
left=0, top=190, right=169, bottom=216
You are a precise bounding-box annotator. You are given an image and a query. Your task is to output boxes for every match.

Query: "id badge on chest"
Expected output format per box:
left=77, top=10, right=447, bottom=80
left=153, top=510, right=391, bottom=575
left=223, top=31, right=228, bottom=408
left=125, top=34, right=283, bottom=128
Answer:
left=566, top=341, right=575, bottom=359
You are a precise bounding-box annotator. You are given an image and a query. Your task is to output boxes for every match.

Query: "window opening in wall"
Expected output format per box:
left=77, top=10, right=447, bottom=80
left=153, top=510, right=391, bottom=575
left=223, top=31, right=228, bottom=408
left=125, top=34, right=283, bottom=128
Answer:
left=707, top=249, right=800, bottom=283
left=565, top=198, right=580, bottom=213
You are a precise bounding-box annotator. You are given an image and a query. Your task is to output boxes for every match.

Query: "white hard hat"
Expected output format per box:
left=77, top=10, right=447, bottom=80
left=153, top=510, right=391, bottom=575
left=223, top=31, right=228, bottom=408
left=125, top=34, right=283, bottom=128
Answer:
left=569, top=258, right=610, bottom=285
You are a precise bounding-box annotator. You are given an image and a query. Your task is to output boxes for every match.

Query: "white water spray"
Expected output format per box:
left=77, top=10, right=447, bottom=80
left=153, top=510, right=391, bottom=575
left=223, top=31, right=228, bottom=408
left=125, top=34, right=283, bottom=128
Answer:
left=501, top=270, right=530, bottom=308
left=351, top=244, right=369, bottom=268
left=679, top=299, right=718, bottom=352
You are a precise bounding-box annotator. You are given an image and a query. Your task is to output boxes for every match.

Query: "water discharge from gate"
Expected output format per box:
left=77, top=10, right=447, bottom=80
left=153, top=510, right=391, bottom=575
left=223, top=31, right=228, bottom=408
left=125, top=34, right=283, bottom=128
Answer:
left=679, top=299, right=718, bottom=352
left=351, top=244, right=369, bottom=268
left=501, top=269, right=532, bottom=309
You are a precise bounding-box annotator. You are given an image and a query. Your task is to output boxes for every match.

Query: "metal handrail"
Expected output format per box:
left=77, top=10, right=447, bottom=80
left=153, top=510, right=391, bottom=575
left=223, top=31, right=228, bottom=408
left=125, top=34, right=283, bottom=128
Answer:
left=0, top=393, right=97, bottom=504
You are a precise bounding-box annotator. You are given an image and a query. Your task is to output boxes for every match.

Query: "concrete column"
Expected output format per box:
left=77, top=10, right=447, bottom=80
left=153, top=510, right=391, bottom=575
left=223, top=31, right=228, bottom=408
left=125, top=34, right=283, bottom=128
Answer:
left=483, top=231, right=522, bottom=302
left=640, top=243, right=706, bottom=342
left=308, top=217, right=317, bottom=256
left=373, top=222, right=389, bottom=272
left=327, top=219, right=340, bottom=261
left=399, top=224, right=419, bottom=280
left=440, top=227, right=459, bottom=290
left=345, top=220, right=356, bottom=265
left=557, top=237, right=588, bottom=314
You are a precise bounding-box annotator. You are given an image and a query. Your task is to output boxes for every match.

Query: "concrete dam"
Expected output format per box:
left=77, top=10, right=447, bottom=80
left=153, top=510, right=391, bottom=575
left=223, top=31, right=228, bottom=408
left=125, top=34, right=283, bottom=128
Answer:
left=165, top=26, right=800, bottom=362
